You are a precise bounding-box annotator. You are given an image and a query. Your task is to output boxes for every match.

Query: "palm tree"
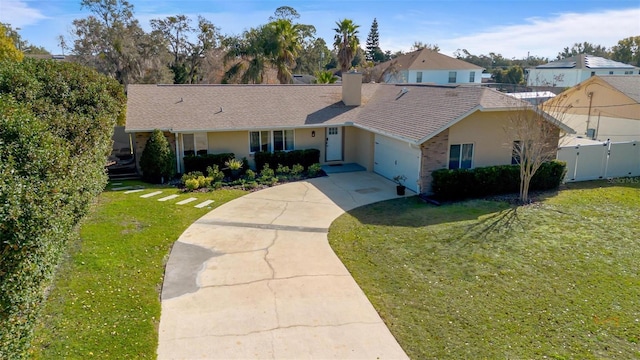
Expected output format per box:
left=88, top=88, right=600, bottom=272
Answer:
left=333, top=19, right=360, bottom=74
left=313, top=70, right=338, bottom=84
left=270, top=19, right=302, bottom=84
left=223, top=29, right=268, bottom=84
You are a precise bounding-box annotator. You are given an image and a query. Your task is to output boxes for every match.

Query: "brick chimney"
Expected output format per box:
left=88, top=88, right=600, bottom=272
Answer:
left=342, top=71, right=363, bottom=106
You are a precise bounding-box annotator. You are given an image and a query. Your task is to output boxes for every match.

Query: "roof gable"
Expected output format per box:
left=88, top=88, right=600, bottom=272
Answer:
left=375, top=48, right=484, bottom=73
left=598, top=75, right=640, bottom=103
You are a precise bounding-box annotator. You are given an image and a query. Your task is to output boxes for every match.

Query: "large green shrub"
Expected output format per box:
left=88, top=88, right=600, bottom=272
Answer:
left=139, top=130, right=176, bottom=183
left=431, top=161, right=566, bottom=201
left=0, top=58, right=125, bottom=358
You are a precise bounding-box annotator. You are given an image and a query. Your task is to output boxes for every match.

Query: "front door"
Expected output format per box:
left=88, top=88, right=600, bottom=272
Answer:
left=325, top=127, right=343, bottom=161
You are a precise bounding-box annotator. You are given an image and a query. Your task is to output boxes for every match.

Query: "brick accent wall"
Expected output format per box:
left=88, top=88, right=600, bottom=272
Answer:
left=133, top=131, right=177, bottom=175
left=420, top=128, right=449, bottom=194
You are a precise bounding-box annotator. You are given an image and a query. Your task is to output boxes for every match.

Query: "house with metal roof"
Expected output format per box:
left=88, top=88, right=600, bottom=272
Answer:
left=370, top=48, right=484, bottom=85
left=125, top=73, right=573, bottom=194
left=543, top=75, right=640, bottom=142
left=526, top=54, right=639, bottom=88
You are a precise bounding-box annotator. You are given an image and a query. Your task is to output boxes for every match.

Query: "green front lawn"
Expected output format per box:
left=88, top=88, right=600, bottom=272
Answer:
left=30, top=181, right=246, bottom=358
left=329, top=180, right=640, bottom=359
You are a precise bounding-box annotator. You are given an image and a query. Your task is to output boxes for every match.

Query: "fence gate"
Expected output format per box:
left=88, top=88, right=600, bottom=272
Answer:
left=557, top=141, right=640, bottom=182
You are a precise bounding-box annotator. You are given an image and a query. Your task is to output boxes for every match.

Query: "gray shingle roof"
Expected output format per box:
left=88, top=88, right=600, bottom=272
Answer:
left=356, top=84, right=526, bottom=142
left=126, top=84, right=378, bottom=132
left=598, top=75, right=640, bottom=103
left=126, top=83, right=548, bottom=143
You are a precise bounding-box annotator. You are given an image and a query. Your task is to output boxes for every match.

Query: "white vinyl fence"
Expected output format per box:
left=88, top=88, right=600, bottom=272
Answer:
left=557, top=141, right=640, bottom=182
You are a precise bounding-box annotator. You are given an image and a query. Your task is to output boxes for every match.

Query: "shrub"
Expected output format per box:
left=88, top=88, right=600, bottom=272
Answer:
left=291, top=164, right=304, bottom=176
left=307, top=163, right=323, bottom=177
left=0, top=58, right=125, bottom=358
left=185, top=178, right=200, bottom=191
left=206, top=165, right=225, bottom=183
left=260, top=165, right=275, bottom=179
left=245, top=169, right=256, bottom=181
left=431, top=161, right=567, bottom=201
left=183, top=153, right=234, bottom=174
left=276, top=164, right=291, bottom=175
left=139, top=129, right=176, bottom=183
left=225, top=158, right=243, bottom=170
left=254, top=149, right=320, bottom=171
left=181, top=171, right=204, bottom=184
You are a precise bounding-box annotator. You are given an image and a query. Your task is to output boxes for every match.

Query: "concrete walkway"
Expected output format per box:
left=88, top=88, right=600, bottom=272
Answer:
left=158, top=172, right=411, bottom=359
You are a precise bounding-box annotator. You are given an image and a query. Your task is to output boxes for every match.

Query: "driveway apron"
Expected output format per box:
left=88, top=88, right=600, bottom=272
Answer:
left=158, top=172, right=410, bottom=359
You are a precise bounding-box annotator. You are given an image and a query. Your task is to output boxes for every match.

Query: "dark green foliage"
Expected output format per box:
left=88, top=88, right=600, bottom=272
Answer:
left=431, top=161, right=566, bottom=200
left=139, top=130, right=176, bottom=183
left=183, top=153, right=234, bottom=174
left=0, top=58, right=125, bottom=358
left=254, top=149, right=320, bottom=171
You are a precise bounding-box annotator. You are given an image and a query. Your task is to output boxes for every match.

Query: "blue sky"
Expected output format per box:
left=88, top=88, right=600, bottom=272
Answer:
left=1, top=0, right=639, bottom=59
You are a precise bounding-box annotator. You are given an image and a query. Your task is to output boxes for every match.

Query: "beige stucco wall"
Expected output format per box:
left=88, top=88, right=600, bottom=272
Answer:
left=344, top=127, right=374, bottom=170
left=294, top=128, right=326, bottom=161
left=547, top=80, right=640, bottom=142
left=447, top=111, right=519, bottom=167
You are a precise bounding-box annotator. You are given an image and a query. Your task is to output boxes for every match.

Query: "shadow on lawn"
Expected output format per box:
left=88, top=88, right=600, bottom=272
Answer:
left=343, top=197, right=513, bottom=229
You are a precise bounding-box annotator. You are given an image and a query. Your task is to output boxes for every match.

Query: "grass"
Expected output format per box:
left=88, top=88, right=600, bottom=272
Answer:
left=328, top=180, right=640, bottom=359
left=30, top=180, right=247, bottom=359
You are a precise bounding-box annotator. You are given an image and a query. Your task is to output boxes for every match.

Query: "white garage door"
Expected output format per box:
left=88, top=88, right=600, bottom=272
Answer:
left=373, top=134, right=421, bottom=192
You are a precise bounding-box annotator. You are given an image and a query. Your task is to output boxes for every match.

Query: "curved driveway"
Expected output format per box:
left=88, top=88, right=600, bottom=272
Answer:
left=158, top=172, right=410, bottom=359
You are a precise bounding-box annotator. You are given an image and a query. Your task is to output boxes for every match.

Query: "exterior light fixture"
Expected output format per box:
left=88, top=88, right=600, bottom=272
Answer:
left=312, top=131, right=316, bottom=137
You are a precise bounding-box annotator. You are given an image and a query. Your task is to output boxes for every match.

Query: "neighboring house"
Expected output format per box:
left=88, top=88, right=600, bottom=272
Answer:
left=125, top=73, right=572, bottom=194
left=526, top=54, right=639, bottom=88
left=507, top=91, right=556, bottom=105
left=542, top=75, right=640, bottom=142
left=371, top=48, right=484, bottom=85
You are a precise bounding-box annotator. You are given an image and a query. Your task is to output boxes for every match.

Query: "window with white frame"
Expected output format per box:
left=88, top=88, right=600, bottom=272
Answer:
left=249, top=130, right=294, bottom=152
left=449, top=143, right=473, bottom=169
left=182, top=133, right=208, bottom=156
left=469, top=71, right=475, bottom=82
left=249, top=131, right=271, bottom=153
left=448, top=71, right=457, bottom=83
left=416, top=71, right=423, bottom=83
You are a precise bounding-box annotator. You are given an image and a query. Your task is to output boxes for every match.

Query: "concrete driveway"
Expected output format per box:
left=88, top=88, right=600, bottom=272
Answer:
left=158, top=172, right=411, bottom=359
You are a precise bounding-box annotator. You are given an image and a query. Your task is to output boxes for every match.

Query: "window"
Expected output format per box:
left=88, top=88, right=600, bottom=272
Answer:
left=625, top=70, right=633, bottom=75
left=182, top=133, right=208, bottom=156
left=469, top=72, right=475, bottom=82
left=591, top=71, right=596, bottom=77
left=609, top=71, right=614, bottom=75
left=273, top=130, right=294, bottom=151
left=448, top=71, right=457, bottom=83
left=250, top=130, right=293, bottom=152
left=249, top=131, right=271, bottom=152
left=416, top=71, right=423, bottom=83
left=449, top=143, right=473, bottom=169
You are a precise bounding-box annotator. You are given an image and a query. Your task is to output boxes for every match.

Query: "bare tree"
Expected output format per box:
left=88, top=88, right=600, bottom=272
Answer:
left=504, top=98, right=570, bottom=203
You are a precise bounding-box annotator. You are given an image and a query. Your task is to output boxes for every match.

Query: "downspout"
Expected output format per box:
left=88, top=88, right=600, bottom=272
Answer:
left=174, top=131, right=181, bottom=174
left=585, top=92, right=593, bottom=137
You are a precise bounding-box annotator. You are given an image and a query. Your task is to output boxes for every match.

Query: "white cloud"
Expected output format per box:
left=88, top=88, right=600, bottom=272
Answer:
left=437, top=8, right=640, bottom=59
left=0, top=0, right=48, bottom=28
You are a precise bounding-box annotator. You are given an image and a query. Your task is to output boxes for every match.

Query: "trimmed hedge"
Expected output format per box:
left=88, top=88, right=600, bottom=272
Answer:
left=183, top=153, right=235, bottom=174
left=254, top=149, right=320, bottom=171
left=431, top=161, right=566, bottom=200
left=0, top=58, right=125, bottom=358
